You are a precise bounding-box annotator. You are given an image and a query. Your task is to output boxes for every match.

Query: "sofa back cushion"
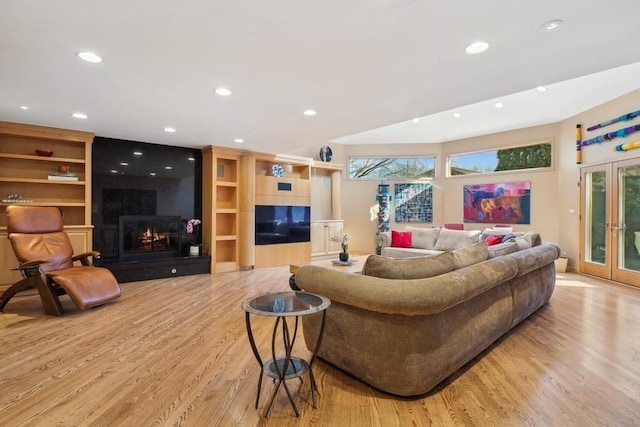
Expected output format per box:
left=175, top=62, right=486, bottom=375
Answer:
left=362, top=251, right=454, bottom=280
left=433, top=228, right=481, bottom=251
left=452, top=241, right=489, bottom=269
left=487, top=241, right=519, bottom=258
left=391, top=230, right=412, bottom=248
left=404, top=226, right=440, bottom=249
left=515, top=232, right=541, bottom=249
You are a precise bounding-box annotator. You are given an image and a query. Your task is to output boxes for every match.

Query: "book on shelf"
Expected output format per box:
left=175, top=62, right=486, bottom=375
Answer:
left=48, top=174, right=79, bottom=181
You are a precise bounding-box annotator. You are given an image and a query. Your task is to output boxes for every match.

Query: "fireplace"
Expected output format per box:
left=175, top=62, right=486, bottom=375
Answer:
left=119, top=215, right=181, bottom=262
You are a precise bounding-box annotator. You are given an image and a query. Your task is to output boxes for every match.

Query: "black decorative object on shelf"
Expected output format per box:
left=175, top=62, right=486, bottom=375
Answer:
left=319, top=145, right=333, bottom=162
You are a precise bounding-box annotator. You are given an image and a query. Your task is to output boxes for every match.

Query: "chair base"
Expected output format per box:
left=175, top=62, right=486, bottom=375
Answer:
left=0, top=275, right=63, bottom=316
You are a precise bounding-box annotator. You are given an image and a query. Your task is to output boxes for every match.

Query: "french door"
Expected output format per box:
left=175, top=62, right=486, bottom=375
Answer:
left=580, top=159, right=640, bottom=287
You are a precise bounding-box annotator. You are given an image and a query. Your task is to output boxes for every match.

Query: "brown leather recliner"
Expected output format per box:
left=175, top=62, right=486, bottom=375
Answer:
left=1, top=206, right=121, bottom=316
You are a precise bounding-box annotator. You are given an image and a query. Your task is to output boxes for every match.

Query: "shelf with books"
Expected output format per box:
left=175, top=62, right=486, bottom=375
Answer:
left=0, top=122, right=94, bottom=284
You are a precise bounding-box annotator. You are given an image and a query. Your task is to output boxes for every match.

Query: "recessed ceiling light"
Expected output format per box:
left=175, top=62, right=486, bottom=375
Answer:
left=453, top=113, right=461, bottom=118
left=77, top=51, right=102, bottom=63
left=72, top=112, right=88, bottom=119
left=215, top=87, right=231, bottom=96
left=494, top=102, right=504, bottom=109
left=465, top=41, right=489, bottom=54
left=165, top=166, right=172, bottom=170
left=536, top=86, right=547, bottom=92
left=133, top=151, right=143, bottom=156
left=19, top=105, right=29, bottom=110
left=412, top=118, right=420, bottom=123
left=150, top=172, right=156, bottom=176
left=539, top=19, right=563, bottom=32
left=120, top=162, right=128, bottom=166
left=110, top=169, right=118, bottom=174
left=187, top=157, right=195, bottom=161
left=234, top=138, right=244, bottom=143
left=164, top=127, right=176, bottom=133
left=303, top=109, right=317, bottom=116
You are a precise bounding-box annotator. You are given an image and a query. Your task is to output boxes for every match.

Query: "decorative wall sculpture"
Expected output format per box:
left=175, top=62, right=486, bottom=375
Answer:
left=463, top=181, right=531, bottom=224
left=394, top=183, right=433, bottom=223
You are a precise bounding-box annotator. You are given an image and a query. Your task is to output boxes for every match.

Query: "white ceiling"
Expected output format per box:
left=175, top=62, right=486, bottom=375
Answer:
left=2, top=1, right=640, bottom=157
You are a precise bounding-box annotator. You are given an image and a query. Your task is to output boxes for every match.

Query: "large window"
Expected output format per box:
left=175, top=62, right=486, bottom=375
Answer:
left=348, top=156, right=436, bottom=180
left=447, top=140, right=552, bottom=176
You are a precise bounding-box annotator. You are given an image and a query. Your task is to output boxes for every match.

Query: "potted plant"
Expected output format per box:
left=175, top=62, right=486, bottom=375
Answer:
left=332, top=233, right=350, bottom=262
left=186, top=218, right=202, bottom=256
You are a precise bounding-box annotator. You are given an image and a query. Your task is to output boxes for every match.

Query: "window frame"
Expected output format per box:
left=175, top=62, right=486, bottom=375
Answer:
left=445, top=138, right=554, bottom=178
left=346, top=155, right=437, bottom=181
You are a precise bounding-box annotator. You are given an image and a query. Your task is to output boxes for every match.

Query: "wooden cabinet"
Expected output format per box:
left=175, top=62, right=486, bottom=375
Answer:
left=0, top=121, right=94, bottom=285
left=203, top=148, right=240, bottom=273
left=311, top=220, right=344, bottom=256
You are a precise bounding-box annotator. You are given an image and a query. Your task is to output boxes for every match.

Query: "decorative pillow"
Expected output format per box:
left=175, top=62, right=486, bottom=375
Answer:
left=391, top=230, right=412, bottom=248
left=501, top=233, right=516, bottom=243
left=485, top=235, right=503, bottom=246
left=452, top=241, right=488, bottom=270
left=362, top=252, right=454, bottom=280
left=515, top=233, right=535, bottom=250
left=404, top=226, right=440, bottom=249
left=480, top=227, right=513, bottom=241
left=488, top=241, right=519, bottom=258
left=433, top=228, right=481, bottom=251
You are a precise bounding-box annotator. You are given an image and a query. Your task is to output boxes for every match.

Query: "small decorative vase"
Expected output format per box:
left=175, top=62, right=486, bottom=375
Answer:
left=339, top=252, right=349, bottom=262
left=376, top=246, right=382, bottom=255
left=189, top=245, right=201, bottom=257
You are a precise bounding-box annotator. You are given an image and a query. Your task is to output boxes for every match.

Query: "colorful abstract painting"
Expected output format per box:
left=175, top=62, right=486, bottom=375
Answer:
left=463, top=181, right=531, bottom=224
left=394, top=183, right=433, bottom=223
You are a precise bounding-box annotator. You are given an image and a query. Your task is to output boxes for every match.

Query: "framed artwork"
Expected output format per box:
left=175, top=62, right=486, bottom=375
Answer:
left=394, top=183, right=433, bottom=223
left=463, top=181, right=531, bottom=224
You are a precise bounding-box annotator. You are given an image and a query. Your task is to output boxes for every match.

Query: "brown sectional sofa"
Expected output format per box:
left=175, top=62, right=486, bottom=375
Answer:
left=293, top=239, right=560, bottom=396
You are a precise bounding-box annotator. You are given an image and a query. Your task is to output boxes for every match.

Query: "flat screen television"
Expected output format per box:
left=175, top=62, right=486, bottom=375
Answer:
left=255, top=205, right=311, bottom=245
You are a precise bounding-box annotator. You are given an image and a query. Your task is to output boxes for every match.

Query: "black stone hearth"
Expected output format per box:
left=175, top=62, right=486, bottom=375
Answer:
left=101, top=256, right=210, bottom=283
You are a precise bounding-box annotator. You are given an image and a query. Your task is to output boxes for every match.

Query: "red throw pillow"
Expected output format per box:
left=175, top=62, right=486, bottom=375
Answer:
left=391, top=230, right=412, bottom=248
left=485, top=235, right=503, bottom=246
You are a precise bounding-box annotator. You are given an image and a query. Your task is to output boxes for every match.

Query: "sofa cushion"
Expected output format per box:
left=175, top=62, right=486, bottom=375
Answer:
left=485, top=235, right=503, bottom=246
left=391, top=230, right=412, bottom=248
left=452, top=241, right=489, bottom=270
left=404, top=226, right=440, bottom=249
left=381, top=247, right=443, bottom=258
left=487, top=241, right=519, bottom=258
left=433, top=228, right=481, bottom=251
left=362, top=251, right=454, bottom=280
left=515, top=232, right=541, bottom=250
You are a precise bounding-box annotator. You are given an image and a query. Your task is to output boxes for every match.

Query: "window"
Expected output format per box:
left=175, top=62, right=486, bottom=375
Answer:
left=348, top=156, right=436, bottom=180
left=447, top=140, right=552, bottom=176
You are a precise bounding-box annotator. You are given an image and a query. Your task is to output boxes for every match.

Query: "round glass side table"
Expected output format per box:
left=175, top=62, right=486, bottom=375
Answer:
left=242, top=291, right=331, bottom=417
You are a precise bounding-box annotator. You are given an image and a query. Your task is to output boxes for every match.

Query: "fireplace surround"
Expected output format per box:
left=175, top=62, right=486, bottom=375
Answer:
left=92, top=136, right=208, bottom=282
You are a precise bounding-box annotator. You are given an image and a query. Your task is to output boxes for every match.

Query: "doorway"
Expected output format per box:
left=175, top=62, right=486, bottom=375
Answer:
left=580, top=159, right=640, bottom=287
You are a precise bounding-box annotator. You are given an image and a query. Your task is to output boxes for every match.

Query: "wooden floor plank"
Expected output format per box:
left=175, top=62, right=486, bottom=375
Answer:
left=1, top=269, right=639, bottom=426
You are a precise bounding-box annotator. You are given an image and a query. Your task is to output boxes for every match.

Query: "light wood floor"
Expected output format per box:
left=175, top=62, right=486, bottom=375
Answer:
left=1, top=268, right=639, bottom=426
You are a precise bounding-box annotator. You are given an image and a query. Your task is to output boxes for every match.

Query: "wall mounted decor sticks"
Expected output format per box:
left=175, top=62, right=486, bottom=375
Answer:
left=587, top=109, right=640, bottom=131
left=580, top=124, right=640, bottom=147
left=613, top=140, right=640, bottom=152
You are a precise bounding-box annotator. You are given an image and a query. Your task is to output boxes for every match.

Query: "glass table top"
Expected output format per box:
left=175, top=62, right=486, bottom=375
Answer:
left=242, top=291, right=330, bottom=316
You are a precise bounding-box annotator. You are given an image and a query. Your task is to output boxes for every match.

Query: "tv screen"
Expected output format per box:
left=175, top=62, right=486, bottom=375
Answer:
left=255, top=205, right=310, bottom=245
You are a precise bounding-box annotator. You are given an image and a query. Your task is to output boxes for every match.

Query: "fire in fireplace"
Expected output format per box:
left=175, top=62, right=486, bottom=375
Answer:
left=119, top=215, right=181, bottom=261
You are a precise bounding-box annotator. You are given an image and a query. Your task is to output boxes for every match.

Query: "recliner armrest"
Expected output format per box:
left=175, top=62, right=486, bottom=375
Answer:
left=72, top=251, right=102, bottom=266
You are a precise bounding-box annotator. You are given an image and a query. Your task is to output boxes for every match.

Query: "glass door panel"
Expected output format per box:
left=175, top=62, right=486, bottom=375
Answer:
left=612, top=161, right=640, bottom=285
left=581, top=166, right=610, bottom=277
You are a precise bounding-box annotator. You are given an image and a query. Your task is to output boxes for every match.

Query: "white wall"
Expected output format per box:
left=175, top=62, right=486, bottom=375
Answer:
left=336, top=88, right=640, bottom=271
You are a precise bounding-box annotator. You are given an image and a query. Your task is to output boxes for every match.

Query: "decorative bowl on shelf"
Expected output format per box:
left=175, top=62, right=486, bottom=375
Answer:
left=35, top=149, right=54, bottom=157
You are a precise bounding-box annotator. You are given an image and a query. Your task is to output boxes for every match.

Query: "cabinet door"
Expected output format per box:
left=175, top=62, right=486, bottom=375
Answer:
left=326, top=221, right=344, bottom=254
left=310, top=222, right=327, bottom=255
